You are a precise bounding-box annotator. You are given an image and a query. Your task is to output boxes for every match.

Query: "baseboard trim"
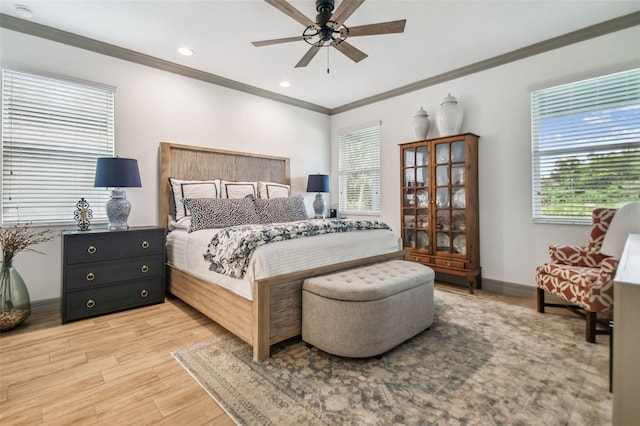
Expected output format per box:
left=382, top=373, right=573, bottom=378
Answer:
left=32, top=298, right=60, bottom=316
left=435, top=273, right=538, bottom=300
left=481, top=279, right=536, bottom=299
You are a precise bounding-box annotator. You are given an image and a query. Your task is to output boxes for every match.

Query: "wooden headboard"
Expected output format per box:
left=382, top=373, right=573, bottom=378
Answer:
left=159, top=142, right=291, bottom=229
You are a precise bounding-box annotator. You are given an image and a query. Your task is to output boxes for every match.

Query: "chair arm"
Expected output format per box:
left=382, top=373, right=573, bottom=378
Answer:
left=583, top=257, right=619, bottom=312
left=549, top=244, right=607, bottom=267
left=598, top=257, right=619, bottom=283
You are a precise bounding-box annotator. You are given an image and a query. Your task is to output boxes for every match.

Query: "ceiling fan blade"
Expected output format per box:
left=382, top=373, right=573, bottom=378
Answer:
left=295, top=42, right=323, bottom=68
left=330, top=40, right=368, bottom=63
left=340, top=19, right=407, bottom=37
left=265, top=0, right=319, bottom=29
left=329, top=0, right=364, bottom=28
left=252, top=36, right=311, bottom=47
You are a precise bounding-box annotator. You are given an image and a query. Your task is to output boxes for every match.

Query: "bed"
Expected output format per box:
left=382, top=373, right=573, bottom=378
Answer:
left=159, top=142, right=405, bottom=361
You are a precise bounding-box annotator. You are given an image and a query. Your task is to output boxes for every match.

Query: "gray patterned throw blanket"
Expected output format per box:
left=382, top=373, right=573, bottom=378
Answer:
left=204, top=218, right=390, bottom=278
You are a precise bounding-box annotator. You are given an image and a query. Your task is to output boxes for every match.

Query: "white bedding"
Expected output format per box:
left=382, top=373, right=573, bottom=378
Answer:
left=166, top=226, right=401, bottom=300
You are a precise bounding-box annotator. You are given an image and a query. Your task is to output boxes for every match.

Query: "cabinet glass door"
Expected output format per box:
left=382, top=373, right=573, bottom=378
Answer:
left=402, top=145, right=430, bottom=253
left=434, top=140, right=467, bottom=255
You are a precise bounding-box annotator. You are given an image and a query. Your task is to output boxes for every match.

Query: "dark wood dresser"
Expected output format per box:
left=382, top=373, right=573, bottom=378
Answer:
left=61, top=226, right=165, bottom=323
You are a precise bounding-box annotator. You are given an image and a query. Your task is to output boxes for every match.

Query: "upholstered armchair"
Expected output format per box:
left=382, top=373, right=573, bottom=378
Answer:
left=536, top=208, right=617, bottom=343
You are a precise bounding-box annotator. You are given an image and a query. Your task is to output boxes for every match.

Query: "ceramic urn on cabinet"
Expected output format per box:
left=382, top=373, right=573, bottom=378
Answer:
left=436, top=94, right=464, bottom=136
left=412, top=107, right=430, bottom=140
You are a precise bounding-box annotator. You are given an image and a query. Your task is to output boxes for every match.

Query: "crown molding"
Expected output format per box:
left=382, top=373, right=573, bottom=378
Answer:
left=330, top=11, right=640, bottom=115
left=0, top=13, right=331, bottom=115
left=1, top=11, right=638, bottom=116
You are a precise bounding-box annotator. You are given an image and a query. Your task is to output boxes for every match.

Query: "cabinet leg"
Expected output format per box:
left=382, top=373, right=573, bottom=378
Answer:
left=467, top=270, right=481, bottom=294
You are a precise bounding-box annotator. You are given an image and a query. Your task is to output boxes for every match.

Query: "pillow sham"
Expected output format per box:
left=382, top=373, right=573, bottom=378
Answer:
left=169, top=178, right=220, bottom=220
left=168, top=216, right=191, bottom=231
left=253, top=195, right=308, bottom=224
left=220, top=180, right=258, bottom=199
left=258, top=181, right=290, bottom=199
left=183, top=197, right=259, bottom=232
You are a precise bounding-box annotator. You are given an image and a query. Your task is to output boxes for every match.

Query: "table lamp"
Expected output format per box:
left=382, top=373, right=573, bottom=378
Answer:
left=306, top=174, right=330, bottom=219
left=94, top=157, right=141, bottom=230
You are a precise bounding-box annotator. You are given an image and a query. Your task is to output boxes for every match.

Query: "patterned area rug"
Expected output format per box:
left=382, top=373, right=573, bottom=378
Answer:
left=172, top=289, right=611, bottom=425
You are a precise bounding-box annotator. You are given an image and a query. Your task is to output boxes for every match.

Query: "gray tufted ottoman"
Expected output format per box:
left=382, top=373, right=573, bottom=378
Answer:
left=302, top=260, right=434, bottom=358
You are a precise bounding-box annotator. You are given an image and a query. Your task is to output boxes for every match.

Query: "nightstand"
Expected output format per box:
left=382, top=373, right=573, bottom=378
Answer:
left=61, top=226, right=165, bottom=323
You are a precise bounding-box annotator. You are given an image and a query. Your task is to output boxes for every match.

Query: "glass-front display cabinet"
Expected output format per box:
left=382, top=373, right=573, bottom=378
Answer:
left=400, top=133, right=481, bottom=292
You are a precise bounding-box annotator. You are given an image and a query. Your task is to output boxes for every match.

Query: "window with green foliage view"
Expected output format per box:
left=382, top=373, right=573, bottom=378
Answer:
left=531, top=68, right=640, bottom=223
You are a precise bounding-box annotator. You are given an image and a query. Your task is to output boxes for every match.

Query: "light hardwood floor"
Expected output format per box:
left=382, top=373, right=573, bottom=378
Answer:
left=0, top=284, right=535, bottom=425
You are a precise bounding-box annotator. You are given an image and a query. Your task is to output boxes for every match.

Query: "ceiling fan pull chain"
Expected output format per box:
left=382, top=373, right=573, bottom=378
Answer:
left=327, top=47, right=330, bottom=74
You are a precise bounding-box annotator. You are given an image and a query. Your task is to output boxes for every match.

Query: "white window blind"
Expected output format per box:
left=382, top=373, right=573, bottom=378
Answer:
left=2, top=69, right=115, bottom=225
left=338, top=122, right=381, bottom=215
left=531, top=68, right=640, bottom=223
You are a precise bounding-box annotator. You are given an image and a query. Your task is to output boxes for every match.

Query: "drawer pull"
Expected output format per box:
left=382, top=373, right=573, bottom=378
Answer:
left=141, top=241, right=150, bottom=249
left=87, top=245, right=97, bottom=254
left=86, top=272, right=95, bottom=281
left=446, top=261, right=452, bottom=267
left=140, top=289, right=149, bottom=298
left=141, top=265, right=149, bottom=273
left=86, top=299, right=96, bottom=308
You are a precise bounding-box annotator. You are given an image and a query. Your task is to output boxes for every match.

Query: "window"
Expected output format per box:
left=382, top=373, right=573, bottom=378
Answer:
left=338, top=122, right=381, bottom=215
left=2, top=69, right=115, bottom=225
left=531, top=68, right=640, bottom=223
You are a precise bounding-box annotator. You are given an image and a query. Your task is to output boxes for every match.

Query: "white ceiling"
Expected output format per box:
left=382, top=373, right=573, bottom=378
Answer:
left=1, top=0, right=639, bottom=111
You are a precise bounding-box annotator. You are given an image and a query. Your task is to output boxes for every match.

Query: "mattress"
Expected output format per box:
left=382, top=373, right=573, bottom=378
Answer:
left=166, top=227, right=402, bottom=300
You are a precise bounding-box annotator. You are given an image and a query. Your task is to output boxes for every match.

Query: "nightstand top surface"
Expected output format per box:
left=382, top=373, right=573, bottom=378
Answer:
left=62, top=226, right=164, bottom=236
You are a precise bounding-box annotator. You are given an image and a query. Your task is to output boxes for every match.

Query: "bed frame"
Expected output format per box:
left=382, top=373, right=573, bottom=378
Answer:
left=159, top=142, right=405, bottom=361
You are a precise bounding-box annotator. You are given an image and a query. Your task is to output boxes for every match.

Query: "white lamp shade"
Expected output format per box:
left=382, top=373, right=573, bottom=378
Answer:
left=601, top=202, right=640, bottom=258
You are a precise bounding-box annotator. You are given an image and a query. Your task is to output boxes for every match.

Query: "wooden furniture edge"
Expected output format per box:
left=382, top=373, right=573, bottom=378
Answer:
left=166, top=250, right=406, bottom=362
left=159, top=141, right=291, bottom=230
left=166, top=265, right=254, bottom=345
left=159, top=140, right=406, bottom=361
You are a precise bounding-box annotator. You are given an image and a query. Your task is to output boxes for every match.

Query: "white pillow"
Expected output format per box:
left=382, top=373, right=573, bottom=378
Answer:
left=168, top=216, right=191, bottom=231
left=220, top=180, right=257, bottom=199
left=169, top=178, right=220, bottom=220
left=258, top=181, right=290, bottom=199
left=601, top=202, right=640, bottom=258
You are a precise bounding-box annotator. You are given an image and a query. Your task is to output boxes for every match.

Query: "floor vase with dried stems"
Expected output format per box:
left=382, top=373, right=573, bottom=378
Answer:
left=0, top=260, right=31, bottom=331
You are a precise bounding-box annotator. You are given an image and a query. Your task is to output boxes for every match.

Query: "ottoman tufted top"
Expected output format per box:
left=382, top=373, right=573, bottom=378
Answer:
left=303, top=260, right=435, bottom=302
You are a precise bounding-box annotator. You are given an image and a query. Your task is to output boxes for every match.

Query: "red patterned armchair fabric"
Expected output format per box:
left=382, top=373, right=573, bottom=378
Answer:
left=536, top=208, right=618, bottom=342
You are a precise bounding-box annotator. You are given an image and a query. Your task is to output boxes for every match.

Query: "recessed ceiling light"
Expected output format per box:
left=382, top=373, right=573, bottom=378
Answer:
left=279, top=81, right=291, bottom=88
left=14, top=4, right=34, bottom=18
left=178, top=47, right=194, bottom=56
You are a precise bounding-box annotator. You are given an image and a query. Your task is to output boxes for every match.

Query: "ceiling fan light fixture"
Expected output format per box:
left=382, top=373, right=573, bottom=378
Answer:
left=254, top=0, right=405, bottom=68
left=178, top=47, right=194, bottom=56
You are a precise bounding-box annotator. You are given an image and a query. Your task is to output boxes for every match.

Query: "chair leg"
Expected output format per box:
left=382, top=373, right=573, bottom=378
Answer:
left=586, top=311, right=597, bottom=343
left=536, top=288, right=545, bottom=313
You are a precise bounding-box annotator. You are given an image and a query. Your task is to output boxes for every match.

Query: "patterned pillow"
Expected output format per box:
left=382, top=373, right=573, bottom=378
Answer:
left=183, top=197, right=259, bottom=232
left=169, top=178, right=220, bottom=220
left=258, top=181, right=290, bottom=199
left=253, top=195, right=308, bottom=224
left=220, top=180, right=258, bottom=199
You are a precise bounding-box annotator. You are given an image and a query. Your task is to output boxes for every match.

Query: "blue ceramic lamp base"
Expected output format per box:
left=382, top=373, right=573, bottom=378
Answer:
left=106, top=189, right=131, bottom=230
left=313, top=193, right=326, bottom=219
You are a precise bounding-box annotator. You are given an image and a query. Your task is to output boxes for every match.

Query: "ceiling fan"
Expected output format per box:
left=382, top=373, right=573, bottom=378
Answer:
left=252, top=0, right=407, bottom=68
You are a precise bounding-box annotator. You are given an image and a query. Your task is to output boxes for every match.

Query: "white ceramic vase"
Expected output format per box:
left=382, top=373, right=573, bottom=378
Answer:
left=412, top=107, right=430, bottom=140
left=436, top=93, right=464, bottom=136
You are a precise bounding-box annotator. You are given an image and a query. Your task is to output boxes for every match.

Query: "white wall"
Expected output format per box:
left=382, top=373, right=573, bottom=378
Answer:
left=2, top=25, right=638, bottom=301
left=330, top=26, right=640, bottom=289
left=1, top=29, right=330, bottom=302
